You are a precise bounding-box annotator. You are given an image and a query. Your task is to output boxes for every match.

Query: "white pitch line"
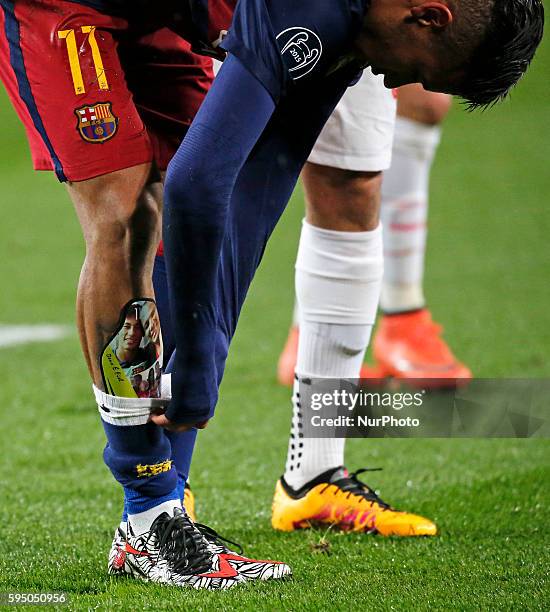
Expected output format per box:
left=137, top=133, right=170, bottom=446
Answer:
left=0, top=324, right=72, bottom=348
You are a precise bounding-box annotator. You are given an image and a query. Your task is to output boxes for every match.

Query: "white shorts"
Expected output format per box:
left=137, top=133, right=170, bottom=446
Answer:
left=308, top=69, right=397, bottom=172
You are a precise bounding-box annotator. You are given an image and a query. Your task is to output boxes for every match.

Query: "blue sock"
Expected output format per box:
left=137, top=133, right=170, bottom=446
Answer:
left=164, top=350, right=199, bottom=504
left=117, top=426, right=195, bottom=522
left=165, top=429, right=197, bottom=496
left=102, top=421, right=179, bottom=519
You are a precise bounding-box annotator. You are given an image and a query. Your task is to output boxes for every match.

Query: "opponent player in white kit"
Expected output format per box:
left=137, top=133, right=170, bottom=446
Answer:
left=271, top=72, right=469, bottom=535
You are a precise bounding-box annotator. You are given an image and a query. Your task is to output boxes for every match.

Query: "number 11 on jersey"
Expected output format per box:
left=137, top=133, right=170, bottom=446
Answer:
left=58, top=26, right=109, bottom=95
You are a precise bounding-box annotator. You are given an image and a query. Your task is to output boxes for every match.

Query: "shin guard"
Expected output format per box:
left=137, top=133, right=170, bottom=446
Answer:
left=100, top=298, right=163, bottom=399
left=97, top=299, right=177, bottom=515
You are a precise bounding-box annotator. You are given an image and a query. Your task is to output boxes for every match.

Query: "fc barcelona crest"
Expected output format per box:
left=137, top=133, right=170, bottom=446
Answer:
left=75, top=102, right=118, bottom=143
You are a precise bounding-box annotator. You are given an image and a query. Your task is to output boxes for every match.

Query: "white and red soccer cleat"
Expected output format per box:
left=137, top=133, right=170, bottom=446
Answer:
left=108, top=508, right=244, bottom=589
left=108, top=508, right=291, bottom=586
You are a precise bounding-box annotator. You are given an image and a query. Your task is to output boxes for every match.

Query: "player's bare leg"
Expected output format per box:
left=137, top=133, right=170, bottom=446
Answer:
left=369, top=84, right=472, bottom=383
left=273, top=161, right=436, bottom=535
left=68, top=163, right=161, bottom=381
left=274, top=74, right=436, bottom=535
left=0, top=0, right=242, bottom=584
left=302, top=165, right=381, bottom=231
left=71, top=168, right=270, bottom=587
left=69, top=168, right=180, bottom=547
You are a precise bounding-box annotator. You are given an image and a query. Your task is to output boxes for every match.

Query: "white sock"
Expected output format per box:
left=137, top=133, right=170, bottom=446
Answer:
left=128, top=499, right=182, bottom=536
left=284, top=323, right=373, bottom=489
left=380, top=116, right=441, bottom=313
left=284, top=222, right=383, bottom=490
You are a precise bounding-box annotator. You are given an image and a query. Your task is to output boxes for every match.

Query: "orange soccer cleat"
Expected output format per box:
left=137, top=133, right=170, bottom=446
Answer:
left=184, top=483, right=196, bottom=522
left=361, top=309, right=471, bottom=386
left=277, top=325, right=299, bottom=387
left=272, top=467, right=437, bottom=536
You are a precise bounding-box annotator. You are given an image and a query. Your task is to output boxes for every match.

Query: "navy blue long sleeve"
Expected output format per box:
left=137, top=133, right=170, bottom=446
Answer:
left=163, top=54, right=275, bottom=423
left=163, top=51, right=356, bottom=424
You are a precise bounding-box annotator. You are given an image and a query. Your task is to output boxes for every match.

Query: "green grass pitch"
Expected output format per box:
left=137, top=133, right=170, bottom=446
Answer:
left=1, top=37, right=549, bottom=611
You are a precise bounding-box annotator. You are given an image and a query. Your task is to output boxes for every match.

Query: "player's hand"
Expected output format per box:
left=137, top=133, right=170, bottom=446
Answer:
left=149, top=413, right=209, bottom=432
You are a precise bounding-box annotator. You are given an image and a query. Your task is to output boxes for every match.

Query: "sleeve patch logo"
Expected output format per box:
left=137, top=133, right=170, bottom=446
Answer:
left=75, top=102, right=118, bottom=143
left=276, top=27, right=323, bottom=80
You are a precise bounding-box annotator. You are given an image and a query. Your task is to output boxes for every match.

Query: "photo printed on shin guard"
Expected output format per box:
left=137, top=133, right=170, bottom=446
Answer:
left=100, top=299, right=163, bottom=398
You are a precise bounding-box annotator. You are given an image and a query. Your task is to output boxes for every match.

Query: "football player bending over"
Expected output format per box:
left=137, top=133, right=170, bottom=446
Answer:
left=1, top=0, right=542, bottom=590
left=158, top=0, right=543, bottom=549
left=272, top=85, right=467, bottom=535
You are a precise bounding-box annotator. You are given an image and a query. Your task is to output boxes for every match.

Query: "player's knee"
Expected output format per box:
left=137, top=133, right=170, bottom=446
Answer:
left=397, top=85, right=452, bottom=125
left=303, top=164, right=381, bottom=231
left=92, top=200, right=160, bottom=264
left=416, top=93, right=452, bottom=125
left=346, top=171, right=383, bottom=210
left=70, top=164, right=161, bottom=252
left=126, top=186, right=162, bottom=249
